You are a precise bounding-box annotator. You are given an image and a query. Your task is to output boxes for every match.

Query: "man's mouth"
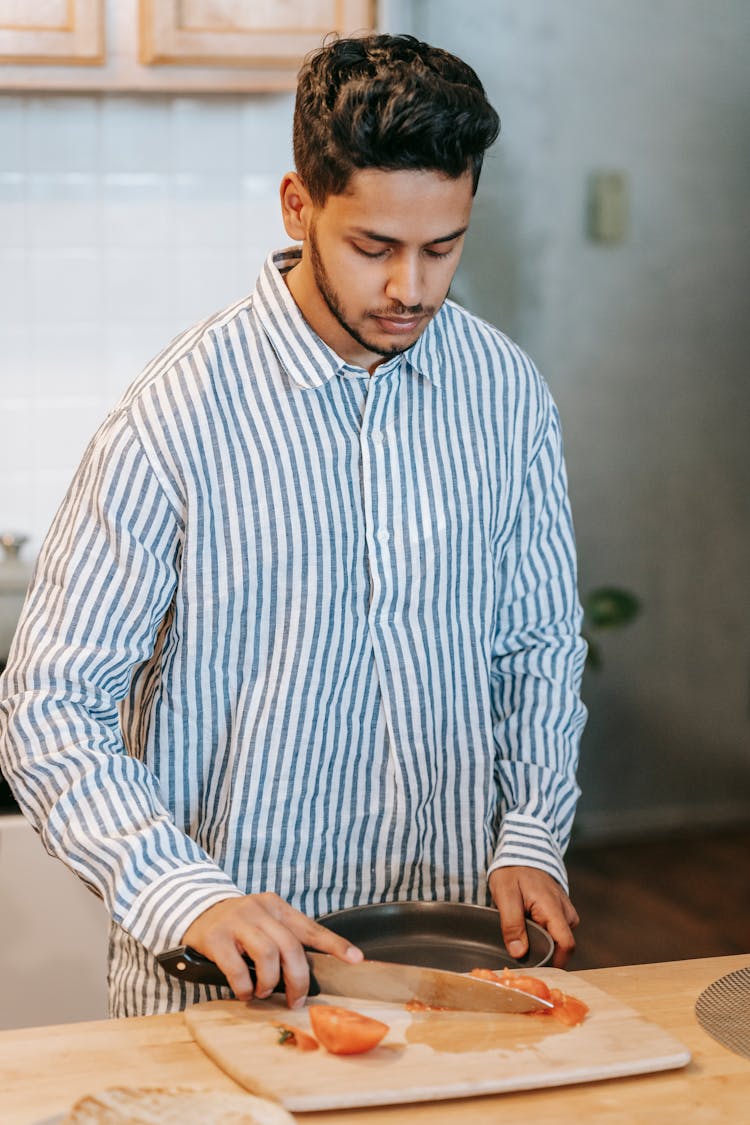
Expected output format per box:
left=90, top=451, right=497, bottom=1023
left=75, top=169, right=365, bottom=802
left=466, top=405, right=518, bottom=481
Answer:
left=371, top=311, right=426, bottom=333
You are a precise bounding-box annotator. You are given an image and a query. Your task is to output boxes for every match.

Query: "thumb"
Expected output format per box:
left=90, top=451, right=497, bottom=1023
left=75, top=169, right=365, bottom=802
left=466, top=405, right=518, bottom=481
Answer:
left=502, top=917, right=529, bottom=961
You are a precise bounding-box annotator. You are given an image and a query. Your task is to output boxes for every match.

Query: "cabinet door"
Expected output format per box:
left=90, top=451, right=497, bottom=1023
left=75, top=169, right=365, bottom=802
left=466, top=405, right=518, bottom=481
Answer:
left=140, top=0, right=373, bottom=67
left=0, top=0, right=103, bottom=64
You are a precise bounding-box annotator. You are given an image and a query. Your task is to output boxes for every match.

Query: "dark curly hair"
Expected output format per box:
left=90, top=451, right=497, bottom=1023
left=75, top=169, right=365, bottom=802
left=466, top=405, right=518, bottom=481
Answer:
left=293, top=34, right=500, bottom=204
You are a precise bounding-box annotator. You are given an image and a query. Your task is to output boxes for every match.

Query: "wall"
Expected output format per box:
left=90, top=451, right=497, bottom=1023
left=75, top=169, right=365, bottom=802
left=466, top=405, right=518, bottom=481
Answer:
left=412, top=0, right=750, bottom=837
left=0, top=92, right=292, bottom=544
left=0, top=74, right=307, bottom=1031
left=1, top=2, right=749, bottom=841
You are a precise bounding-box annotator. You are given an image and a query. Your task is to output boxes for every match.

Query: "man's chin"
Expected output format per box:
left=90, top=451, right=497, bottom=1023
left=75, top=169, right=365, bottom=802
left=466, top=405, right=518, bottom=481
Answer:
left=371, top=341, right=414, bottom=360
left=334, top=311, right=429, bottom=366
left=360, top=329, right=423, bottom=360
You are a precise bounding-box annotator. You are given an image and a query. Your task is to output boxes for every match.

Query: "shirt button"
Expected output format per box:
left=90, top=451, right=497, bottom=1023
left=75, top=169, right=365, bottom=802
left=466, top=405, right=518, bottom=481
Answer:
left=372, top=431, right=384, bottom=445
left=376, top=529, right=390, bottom=545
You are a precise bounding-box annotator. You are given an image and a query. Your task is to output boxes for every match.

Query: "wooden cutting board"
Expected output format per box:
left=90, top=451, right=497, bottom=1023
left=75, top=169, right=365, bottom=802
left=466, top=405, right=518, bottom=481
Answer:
left=184, top=968, right=691, bottom=1112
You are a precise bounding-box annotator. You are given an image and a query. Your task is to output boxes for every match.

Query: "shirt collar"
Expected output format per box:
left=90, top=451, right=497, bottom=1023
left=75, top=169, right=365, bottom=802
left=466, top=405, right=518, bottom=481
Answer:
left=253, top=248, right=443, bottom=389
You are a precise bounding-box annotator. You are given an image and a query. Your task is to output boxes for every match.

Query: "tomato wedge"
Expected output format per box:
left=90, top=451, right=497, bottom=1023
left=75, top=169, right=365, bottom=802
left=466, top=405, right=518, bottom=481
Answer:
left=308, top=1005, right=389, bottom=1055
left=271, top=1021, right=319, bottom=1050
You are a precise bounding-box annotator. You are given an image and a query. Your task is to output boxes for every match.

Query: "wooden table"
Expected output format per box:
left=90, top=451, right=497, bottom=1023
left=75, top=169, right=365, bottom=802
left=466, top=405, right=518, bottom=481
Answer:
left=1, top=954, right=748, bottom=1123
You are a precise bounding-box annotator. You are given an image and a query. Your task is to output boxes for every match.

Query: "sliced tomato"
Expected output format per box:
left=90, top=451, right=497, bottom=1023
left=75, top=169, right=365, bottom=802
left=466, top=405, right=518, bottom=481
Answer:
left=505, top=974, right=552, bottom=1002
left=548, top=989, right=589, bottom=1027
left=470, top=966, right=552, bottom=1002
left=469, top=968, right=588, bottom=1025
left=469, top=968, right=503, bottom=983
left=271, top=1021, right=319, bottom=1050
left=308, top=1005, right=389, bottom=1056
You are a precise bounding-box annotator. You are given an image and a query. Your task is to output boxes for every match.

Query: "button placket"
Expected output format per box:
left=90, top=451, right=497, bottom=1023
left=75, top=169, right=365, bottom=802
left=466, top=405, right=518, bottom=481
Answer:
left=359, top=369, right=406, bottom=794
left=360, top=374, right=395, bottom=584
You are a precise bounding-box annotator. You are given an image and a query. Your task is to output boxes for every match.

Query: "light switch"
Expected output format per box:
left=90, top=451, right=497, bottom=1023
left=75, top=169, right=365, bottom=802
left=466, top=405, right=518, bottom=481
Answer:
left=587, top=171, right=628, bottom=243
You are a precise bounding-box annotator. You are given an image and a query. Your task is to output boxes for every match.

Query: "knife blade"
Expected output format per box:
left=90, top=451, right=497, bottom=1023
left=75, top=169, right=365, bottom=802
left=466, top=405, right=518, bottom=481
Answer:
left=156, top=947, right=552, bottom=1013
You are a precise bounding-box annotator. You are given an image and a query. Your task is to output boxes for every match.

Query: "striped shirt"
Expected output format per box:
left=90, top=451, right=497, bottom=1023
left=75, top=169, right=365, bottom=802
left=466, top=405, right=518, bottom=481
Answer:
left=0, top=247, right=587, bottom=1016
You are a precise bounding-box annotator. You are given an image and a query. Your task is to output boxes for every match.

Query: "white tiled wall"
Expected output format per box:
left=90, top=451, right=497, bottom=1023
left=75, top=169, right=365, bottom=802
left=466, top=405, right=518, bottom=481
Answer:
left=0, top=93, right=293, bottom=553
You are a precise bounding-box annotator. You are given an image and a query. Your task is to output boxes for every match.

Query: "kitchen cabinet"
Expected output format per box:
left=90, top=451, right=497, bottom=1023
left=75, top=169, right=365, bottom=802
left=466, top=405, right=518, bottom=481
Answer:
left=0, top=0, right=103, bottom=65
left=0, top=815, right=108, bottom=1029
left=140, top=1, right=374, bottom=68
left=0, top=0, right=375, bottom=91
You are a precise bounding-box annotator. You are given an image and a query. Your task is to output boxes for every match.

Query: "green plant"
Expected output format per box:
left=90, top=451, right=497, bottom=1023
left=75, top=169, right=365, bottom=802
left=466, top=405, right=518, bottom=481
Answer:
left=582, top=586, right=641, bottom=670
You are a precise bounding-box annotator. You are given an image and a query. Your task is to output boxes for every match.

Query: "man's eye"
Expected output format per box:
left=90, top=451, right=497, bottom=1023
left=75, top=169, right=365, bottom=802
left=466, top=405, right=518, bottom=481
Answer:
left=353, top=244, right=388, bottom=259
left=424, top=246, right=454, bottom=259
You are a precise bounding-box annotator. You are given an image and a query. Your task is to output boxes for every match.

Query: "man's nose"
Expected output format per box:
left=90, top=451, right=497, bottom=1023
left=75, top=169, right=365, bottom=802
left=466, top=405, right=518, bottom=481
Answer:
left=384, top=255, right=422, bottom=309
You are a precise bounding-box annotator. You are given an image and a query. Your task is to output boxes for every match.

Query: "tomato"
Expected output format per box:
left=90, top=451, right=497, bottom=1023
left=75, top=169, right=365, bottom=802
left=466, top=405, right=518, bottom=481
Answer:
left=502, top=973, right=552, bottom=1002
left=469, top=968, right=503, bottom=983
left=470, top=966, right=552, bottom=1002
left=271, top=1021, right=319, bottom=1050
left=405, top=998, right=448, bottom=1012
left=548, top=989, right=589, bottom=1027
left=469, top=968, right=588, bottom=1025
left=308, top=1005, right=389, bottom=1055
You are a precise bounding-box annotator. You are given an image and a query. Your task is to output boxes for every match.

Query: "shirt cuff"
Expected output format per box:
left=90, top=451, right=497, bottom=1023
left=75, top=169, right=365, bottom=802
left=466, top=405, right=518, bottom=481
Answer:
left=488, top=812, right=569, bottom=893
left=119, top=861, right=245, bottom=953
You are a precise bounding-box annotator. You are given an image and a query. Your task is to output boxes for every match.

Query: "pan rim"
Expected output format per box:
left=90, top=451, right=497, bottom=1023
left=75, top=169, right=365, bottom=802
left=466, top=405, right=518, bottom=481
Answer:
left=317, top=900, right=554, bottom=970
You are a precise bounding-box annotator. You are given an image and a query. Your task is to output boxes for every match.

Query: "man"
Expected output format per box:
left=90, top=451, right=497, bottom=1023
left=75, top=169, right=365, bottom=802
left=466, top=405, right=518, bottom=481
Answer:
left=0, top=34, right=586, bottom=1017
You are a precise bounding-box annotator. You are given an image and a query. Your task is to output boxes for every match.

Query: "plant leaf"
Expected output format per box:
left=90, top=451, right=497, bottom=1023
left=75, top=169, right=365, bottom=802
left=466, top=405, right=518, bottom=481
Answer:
left=583, top=587, right=641, bottom=630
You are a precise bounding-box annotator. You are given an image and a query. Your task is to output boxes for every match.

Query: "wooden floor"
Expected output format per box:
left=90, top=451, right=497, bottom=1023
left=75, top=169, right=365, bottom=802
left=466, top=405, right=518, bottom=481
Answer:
left=564, top=827, right=750, bottom=970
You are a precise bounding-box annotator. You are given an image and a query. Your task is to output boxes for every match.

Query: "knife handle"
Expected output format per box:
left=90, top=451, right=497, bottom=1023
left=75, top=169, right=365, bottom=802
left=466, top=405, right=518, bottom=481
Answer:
left=156, top=945, right=321, bottom=996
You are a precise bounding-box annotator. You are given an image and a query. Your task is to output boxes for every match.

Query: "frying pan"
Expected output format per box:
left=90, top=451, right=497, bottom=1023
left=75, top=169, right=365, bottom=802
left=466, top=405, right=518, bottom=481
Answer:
left=317, top=901, right=553, bottom=972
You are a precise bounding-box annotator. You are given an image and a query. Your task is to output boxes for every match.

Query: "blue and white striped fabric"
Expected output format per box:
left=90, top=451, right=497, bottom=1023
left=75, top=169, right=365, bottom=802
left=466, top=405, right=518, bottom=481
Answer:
left=0, top=248, right=587, bottom=1016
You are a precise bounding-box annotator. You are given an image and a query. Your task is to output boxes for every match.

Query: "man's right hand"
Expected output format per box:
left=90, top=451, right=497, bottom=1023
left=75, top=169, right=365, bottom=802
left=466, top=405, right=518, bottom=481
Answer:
left=180, top=893, right=363, bottom=1009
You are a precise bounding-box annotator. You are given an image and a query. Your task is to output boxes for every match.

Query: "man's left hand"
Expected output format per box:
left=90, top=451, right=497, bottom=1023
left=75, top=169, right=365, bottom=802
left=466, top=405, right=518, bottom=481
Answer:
left=488, top=865, right=579, bottom=969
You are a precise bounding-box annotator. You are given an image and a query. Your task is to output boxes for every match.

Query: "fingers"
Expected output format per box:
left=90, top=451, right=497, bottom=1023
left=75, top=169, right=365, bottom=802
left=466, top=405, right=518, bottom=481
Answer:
left=181, top=899, right=268, bottom=1002
left=180, top=893, right=363, bottom=1009
left=490, top=870, right=530, bottom=960
left=544, top=910, right=577, bottom=968
left=246, top=912, right=308, bottom=1007
left=208, top=928, right=274, bottom=1002
left=545, top=889, right=579, bottom=967
left=256, top=892, right=364, bottom=965
left=489, top=865, right=580, bottom=968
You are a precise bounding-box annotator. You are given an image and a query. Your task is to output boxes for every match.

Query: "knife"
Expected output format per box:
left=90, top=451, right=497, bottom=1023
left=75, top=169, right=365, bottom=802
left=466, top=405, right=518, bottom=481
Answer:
left=156, top=947, right=552, bottom=1013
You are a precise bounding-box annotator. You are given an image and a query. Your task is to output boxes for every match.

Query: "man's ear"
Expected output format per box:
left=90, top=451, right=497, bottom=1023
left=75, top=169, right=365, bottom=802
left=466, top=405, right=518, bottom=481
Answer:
left=280, top=172, right=314, bottom=241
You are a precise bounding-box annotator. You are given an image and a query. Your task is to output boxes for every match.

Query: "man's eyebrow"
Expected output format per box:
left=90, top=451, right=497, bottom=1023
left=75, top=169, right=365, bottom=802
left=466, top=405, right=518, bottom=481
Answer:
left=352, top=226, right=469, bottom=246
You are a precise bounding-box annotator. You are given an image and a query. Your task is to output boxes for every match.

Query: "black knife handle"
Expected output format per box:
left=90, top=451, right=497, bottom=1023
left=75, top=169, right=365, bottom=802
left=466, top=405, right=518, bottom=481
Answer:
left=156, top=945, right=321, bottom=996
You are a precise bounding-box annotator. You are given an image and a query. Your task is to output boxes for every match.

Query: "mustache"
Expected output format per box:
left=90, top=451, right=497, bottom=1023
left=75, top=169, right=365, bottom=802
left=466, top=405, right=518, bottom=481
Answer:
left=371, top=304, right=429, bottom=317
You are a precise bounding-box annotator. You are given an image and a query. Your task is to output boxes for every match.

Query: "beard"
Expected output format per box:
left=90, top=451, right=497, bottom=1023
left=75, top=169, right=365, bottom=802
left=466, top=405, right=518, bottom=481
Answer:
left=307, top=222, right=433, bottom=362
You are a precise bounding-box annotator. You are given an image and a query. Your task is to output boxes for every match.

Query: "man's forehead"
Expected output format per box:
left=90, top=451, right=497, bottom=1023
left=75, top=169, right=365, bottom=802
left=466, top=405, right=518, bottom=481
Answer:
left=320, top=166, right=474, bottom=232
left=336, top=165, right=474, bottom=196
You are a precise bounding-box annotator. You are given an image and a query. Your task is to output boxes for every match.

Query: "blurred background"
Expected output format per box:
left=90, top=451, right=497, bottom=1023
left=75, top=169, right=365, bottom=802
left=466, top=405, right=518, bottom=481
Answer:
left=0, top=0, right=748, bottom=1026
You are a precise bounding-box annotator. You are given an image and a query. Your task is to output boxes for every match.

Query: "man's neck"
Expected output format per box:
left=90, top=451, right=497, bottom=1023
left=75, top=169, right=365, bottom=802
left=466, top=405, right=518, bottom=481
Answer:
left=283, top=258, right=387, bottom=374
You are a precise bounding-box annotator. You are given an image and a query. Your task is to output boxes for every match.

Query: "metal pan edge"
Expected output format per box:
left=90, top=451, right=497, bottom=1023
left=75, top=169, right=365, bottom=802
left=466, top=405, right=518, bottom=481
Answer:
left=317, top=901, right=553, bottom=972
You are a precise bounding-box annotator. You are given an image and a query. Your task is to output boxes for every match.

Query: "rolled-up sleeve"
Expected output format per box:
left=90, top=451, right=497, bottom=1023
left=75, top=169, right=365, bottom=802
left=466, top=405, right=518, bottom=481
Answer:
left=489, top=394, right=587, bottom=891
left=0, top=410, right=242, bottom=952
